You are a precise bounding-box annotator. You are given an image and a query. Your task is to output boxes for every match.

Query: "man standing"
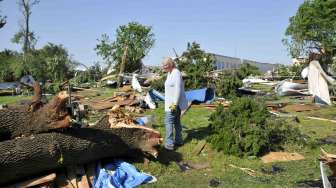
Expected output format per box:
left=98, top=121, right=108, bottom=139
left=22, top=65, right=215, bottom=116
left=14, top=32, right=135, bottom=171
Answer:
left=162, top=57, right=188, bottom=150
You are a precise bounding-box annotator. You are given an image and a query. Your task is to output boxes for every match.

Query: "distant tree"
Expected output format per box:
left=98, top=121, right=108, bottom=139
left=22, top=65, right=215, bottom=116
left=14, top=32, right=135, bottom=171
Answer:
left=237, top=63, right=261, bottom=80
left=38, top=43, right=75, bottom=82
left=0, top=0, right=6, bottom=29
left=177, top=42, right=215, bottom=89
left=95, top=22, right=155, bottom=73
left=0, top=50, right=20, bottom=82
left=12, top=0, right=39, bottom=54
left=284, top=0, right=336, bottom=64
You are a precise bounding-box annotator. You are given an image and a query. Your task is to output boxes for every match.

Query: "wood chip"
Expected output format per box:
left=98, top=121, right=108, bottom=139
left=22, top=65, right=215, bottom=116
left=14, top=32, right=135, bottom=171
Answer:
left=261, top=152, right=305, bottom=163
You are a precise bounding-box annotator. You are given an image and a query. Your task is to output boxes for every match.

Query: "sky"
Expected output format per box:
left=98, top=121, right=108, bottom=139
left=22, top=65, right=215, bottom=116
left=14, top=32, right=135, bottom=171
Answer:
left=0, top=0, right=304, bottom=67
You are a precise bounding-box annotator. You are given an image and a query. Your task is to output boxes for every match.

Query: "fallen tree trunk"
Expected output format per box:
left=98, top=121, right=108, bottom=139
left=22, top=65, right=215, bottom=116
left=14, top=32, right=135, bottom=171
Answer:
left=0, top=91, right=70, bottom=141
left=0, top=115, right=162, bottom=185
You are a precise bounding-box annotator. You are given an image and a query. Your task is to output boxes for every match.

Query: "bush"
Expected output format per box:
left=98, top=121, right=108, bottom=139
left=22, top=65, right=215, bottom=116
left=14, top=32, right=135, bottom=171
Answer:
left=207, top=97, right=303, bottom=157
left=215, top=75, right=242, bottom=98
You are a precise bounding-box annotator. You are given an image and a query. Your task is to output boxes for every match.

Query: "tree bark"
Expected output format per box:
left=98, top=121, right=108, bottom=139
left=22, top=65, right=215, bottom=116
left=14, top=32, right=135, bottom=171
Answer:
left=0, top=115, right=161, bottom=185
left=0, top=91, right=70, bottom=141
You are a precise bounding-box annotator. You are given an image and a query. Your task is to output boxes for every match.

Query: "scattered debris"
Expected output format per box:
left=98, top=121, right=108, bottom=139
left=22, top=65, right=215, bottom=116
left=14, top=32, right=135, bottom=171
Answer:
left=192, top=140, right=207, bottom=156
left=306, top=116, right=336, bottom=124
left=176, top=161, right=210, bottom=172
left=261, top=152, right=305, bottom=163
left=209, top=179, right=221, bottom=187
left=4, top=173, right=56, bottom=188
left=229, top=164, right=258, bottom=177
left=304, top=60, right=336, bottom=105
left=260, top=165, right=284, bottom=175
left=282, top=103, right=320, bottom=112
left=275, top=80, right=308, bottom=96
left=320, top=148, right=336, bottom=177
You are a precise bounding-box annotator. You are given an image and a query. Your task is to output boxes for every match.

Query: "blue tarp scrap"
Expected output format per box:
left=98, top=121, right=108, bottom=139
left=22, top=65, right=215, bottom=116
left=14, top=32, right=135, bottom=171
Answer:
left=93, top=160, right=156, bottom=188
left=148, top=88, right=215, bottom=104
left=148, top=89, right=165, bottom=101
left=185, top=88, right=215, bottom=104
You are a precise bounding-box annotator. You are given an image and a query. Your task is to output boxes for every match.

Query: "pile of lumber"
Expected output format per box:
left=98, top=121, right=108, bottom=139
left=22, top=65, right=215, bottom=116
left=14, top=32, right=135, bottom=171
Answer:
left=0, top=91, right=162, bottom=186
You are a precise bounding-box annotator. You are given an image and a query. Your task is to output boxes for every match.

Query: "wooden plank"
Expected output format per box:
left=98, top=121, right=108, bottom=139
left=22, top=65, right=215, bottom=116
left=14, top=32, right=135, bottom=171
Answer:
left=55, top=170, right=73, bottom=188
left=66, top=167, right=78, bottom=188
left=306, top=116, right=336, bottom=124
left=85, top=162, right=97, bottom=187
left=76, top=166, right=90, bottom=188
left=4, top=173, right=56, bottom=188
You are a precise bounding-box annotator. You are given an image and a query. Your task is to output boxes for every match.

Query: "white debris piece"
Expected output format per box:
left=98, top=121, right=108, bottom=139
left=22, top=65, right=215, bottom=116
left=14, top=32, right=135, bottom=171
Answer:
left=131, top=74, right=142, bottom=92
left=144, top=92, right=156, bottom=109
left=306, top=61, right=335, bottom=105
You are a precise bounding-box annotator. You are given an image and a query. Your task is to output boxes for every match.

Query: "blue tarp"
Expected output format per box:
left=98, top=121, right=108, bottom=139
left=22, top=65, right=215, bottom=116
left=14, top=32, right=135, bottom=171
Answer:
left=148, top=88, right=215, bottom=104
left=185, top=88, right=215, bottom=104
left=0, top=82, right=20, bottom=90
left=94, top=160, right=156, bottom=188
left=148, top=89, right=165, bottom=101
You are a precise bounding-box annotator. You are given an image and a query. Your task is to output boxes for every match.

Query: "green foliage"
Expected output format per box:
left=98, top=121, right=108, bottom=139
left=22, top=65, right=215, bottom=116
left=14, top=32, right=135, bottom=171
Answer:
left=237, top=63, right=261, bottom=79
left=95, top=22, right=155, bottom=73
left=284, top=0, right=336, bottom=63
left=150, top=76, right=166, bottom=92
left=0, top=0, right=5, bottom=29
left=12, top=0, right=40, bottom=53
left=276, top=64, right=305, bottom=78
left=177, top=42, right=215, bottom=90
left=0, top=50, right=19, bottom=82
left=215, top=63, right=261, bottom=98
left=0, top=43, right=75, bottom=83
left=208, top=97, right=303, bottom=157
left=215, top=73, right=242, bottom=98
left=73, top=63, right=103, bottom=84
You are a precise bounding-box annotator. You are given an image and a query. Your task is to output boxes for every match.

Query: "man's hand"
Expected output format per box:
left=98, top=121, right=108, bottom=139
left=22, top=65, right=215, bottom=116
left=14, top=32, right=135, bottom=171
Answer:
left=169, top=104, right=177, bottom=112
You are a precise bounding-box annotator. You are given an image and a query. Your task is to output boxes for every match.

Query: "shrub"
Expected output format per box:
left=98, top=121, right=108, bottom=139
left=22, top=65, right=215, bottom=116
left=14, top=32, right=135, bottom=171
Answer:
left=207, top=97, right=303, bottom=157
left=215, top=74, right=242, bottom=98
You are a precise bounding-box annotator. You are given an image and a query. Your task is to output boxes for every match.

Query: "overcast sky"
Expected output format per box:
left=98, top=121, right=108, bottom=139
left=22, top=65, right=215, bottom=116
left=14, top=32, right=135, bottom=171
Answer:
left=0, top=0, right=303, bottom=67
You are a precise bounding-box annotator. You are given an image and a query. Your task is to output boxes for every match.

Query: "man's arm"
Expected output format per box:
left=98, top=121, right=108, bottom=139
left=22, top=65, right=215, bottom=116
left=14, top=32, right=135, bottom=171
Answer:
left=173, top=70, right=182, bottom=106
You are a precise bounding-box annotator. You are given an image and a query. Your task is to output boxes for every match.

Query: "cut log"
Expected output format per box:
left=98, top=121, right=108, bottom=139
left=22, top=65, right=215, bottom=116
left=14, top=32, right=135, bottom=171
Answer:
left=0, top=115, right=162, bottom=185
left=0, top=91, right=70, bottom=140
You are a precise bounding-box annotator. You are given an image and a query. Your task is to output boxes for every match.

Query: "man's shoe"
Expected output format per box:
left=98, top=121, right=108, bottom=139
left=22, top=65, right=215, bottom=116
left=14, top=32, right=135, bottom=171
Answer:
left=175, top=142, right=184, bottom=147
left=164, top=145, right=174, bottom=151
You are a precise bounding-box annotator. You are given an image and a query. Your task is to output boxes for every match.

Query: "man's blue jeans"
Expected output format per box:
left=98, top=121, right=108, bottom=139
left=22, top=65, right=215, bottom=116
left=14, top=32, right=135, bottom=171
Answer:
left=165, top=107, right=183, bottom=149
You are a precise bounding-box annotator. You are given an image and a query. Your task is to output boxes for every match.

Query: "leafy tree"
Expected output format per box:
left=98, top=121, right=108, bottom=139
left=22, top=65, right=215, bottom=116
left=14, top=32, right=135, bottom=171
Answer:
left=38, top=43, right=75, bottom=82
left=177, top=42, right=215, bottom=89
left=284, top=0, right=336, bottom=64
left=237, top=63, right=261, bottom=79
left=216, top=73, right=242, bottom=98
left=275, top=64, right=305, bottom=78
left=95, top=22, right=155, bottom=73
left=0, top=50, right=20, bottom=82
left=12, top=0, right=39, bottom=54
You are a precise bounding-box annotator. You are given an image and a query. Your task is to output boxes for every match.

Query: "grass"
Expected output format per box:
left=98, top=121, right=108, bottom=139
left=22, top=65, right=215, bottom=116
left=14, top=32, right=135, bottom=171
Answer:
left=1, top=91, right=336, bottom=187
